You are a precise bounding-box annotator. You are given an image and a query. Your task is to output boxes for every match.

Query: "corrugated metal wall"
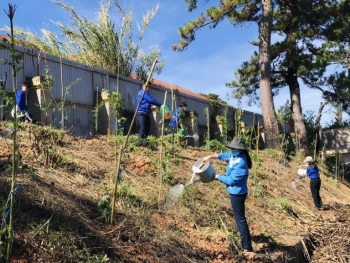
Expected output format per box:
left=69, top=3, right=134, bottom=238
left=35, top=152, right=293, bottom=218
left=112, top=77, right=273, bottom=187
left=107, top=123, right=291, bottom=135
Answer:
left=0, top=46, right=264, bottom=140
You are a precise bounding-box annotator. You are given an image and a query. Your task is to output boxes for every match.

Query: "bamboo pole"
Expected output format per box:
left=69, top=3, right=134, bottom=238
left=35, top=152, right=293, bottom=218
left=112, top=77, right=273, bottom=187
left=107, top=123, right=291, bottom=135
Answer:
left=6, top=5, right=18, bottom=262
left=206, top=107, right=210, bottom=144
left=158, top=91, right=167, bottom=206
left=110, top=59, right=158, bottom=225
left=60, top=55, right=64, bottom=130
left=253, top=122, right=260, bottom=202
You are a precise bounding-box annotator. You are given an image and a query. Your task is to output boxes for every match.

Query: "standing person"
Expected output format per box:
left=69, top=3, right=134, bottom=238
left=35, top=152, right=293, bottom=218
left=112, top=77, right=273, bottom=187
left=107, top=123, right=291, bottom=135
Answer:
left=202, top=138, right=255, bottom=257
left=169, top=101, right=187, bottom=131
left=302, top=156, right=323, bottom=211
left=11, top=83, right=34, bottom=123
left=136, top=84, right=162, bottom=139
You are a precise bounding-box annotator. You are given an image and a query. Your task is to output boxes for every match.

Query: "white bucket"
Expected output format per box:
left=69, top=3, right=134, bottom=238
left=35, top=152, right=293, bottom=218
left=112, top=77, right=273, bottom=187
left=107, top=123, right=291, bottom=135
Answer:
left=192, top=158, right=216, bottom=183
left=297, top=168, right=306, bottom=176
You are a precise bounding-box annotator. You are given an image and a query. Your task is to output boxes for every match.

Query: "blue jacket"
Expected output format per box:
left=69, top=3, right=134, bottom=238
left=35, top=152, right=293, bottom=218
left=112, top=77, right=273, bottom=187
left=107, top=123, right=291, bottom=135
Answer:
left=306, top=165, right=320, bottom=179
left=16, top=90, right=28, bottom=111
left=217, top=152, right=249, bottom=195
left=136, top=89, right=162, bottom=114
left=169, top=108, right=183, bottom=128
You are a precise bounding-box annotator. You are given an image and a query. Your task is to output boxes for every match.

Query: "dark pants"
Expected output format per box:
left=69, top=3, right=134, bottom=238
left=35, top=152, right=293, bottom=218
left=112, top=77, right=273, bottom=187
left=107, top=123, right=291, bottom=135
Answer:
left=136, top=112, right=150, bottom=139
left=229, top=193, right=253, bottom=251
left=310, top=178, right=322, bottom=209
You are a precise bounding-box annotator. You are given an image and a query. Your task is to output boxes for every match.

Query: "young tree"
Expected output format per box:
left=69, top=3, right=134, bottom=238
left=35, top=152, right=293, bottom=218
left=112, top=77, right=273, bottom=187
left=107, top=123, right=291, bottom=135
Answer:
left=172, top=0, right=280, bottom=148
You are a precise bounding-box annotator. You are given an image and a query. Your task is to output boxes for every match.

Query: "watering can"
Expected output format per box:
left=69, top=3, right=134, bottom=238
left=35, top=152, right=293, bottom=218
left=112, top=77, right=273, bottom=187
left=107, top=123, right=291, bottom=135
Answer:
left=160, top=104, right=172, bottom=120
left=165, top=159, right=216, bottom=208
left=297, top=168, right=306, bottom=176
left=192, top=158, right=216, bottom=183
left=178, top=129, right=185, bottom=136
left=291, top=168, right=307, bottom=189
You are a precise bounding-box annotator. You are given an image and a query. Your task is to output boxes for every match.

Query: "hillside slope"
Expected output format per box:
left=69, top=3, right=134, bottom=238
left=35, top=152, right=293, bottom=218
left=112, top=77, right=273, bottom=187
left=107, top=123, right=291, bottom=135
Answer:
left=1, top=123, right=350, bottom=263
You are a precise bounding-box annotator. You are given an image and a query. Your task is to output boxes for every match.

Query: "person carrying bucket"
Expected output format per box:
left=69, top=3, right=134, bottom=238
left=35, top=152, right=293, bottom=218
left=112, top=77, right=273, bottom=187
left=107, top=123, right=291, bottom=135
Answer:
left=169, top=101, right=187, bottom=134
left=202, top=137, right=255, bottom=258
left=300, top=156, right=323, bottom=211
left=135, top=84, right=162, bottom=140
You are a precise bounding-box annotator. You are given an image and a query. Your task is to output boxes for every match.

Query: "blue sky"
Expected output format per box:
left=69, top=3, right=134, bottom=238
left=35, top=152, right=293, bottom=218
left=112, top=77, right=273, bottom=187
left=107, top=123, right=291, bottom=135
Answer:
left=0, top=0, right=343, bottom=125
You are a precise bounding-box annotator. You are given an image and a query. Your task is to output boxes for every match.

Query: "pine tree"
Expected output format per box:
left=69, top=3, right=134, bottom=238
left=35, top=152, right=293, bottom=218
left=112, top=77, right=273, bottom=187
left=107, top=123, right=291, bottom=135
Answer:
left=227, top=0, right=346, bottom=154
left=173, top=0, right=280, bottom=148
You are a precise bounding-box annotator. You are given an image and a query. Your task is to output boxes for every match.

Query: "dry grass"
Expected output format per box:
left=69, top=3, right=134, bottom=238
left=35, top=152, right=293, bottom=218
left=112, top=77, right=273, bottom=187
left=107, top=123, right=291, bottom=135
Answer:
left=1, top=123, right=350, bottom=262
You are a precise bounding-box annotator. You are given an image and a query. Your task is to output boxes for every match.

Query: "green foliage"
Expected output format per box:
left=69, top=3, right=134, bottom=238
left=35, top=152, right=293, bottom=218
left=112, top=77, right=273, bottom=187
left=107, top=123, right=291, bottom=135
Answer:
left=97, top=195, right=111, bottom=223
left=277, top=100, right=293, bottom=133
left=0, top=90, right=15, bottom=113
left=93, top=101, right=104, bottom=133
left=117, top=182, right=142, bottom=207
left=207, top=198, right=218, bottom=209
left=172, top=1, right=260, bottom=51
left=324, top=154, right=350, bottom=182
left=108, top=91, right=124, bottom=116
left=202, top=139, right=227, bottom=152
left=253, top=181, right=266, bottom=199
left=180, top=186, right=198, bottom=208
left=274, top=198, right=294, bottom=215
left=5, top=1, right=164, bottom=81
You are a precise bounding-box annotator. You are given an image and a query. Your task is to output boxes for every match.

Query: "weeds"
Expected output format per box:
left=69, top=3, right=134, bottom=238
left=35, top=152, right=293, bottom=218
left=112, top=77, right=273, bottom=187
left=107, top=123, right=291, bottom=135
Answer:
left=253, top=181, right=266, bottom=199
left=117, top=182, right=142, bottom=208
left=180, top=186, right=198, bottom=208
left=98, top=195, right=111, bottom=223
left=202, top=139, right=227, bottom=152
left=274, top=198, right=294, bottom=215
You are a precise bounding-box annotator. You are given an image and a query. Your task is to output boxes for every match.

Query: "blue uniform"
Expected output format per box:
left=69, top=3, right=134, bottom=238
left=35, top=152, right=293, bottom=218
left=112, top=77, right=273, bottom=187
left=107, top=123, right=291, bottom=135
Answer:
left=16, top=90, right=28, bottom=111
left=136, top=89, right=162, bottom=114
left=306, top=164, right=323, bottom=209
left=306, top=165, right=320, bottom=179
left=217, top=151, right=249, bottom=195
left=169, top=108, right=183, bottom=128
left=136, top=89, right=162, bottom=139
left=216, top=149, right=252, bottom=251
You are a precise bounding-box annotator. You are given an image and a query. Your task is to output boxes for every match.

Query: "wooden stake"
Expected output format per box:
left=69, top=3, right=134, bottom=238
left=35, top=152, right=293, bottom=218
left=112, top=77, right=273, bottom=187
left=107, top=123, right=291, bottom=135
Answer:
left=158, top=91, right=167, bottom=206
left=110, top=59, right=158, bottom=225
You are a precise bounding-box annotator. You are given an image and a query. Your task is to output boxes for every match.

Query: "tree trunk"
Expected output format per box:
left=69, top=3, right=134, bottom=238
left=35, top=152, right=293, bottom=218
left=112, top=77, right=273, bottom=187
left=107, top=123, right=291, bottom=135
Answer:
left=287, top=67, right=309, bottom=155
left=259, top=0, right=280, bottom=149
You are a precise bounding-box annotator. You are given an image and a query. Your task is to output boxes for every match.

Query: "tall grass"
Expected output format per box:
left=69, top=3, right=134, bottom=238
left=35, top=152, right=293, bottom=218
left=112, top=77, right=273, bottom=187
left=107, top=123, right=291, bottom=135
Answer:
left=2, top=0, right=164, bottom=81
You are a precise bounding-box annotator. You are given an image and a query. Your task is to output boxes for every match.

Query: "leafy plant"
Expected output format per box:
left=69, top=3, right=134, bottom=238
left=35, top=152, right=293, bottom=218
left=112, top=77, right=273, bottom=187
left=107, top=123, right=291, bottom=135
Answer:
left=202, top=139, right=227, bottom=152
left=97, top=195, right=111, bottom=223
left=36, top=64, right=55, bottom=122
left=274, top=198, right=294, bottom=215
left=253, top=182, right=266, bottom=199
left=93, top=101, right=104, bottom=134
left=117, top=182, right=142, bottom=207
left=58, top=76, right=81, bottom=130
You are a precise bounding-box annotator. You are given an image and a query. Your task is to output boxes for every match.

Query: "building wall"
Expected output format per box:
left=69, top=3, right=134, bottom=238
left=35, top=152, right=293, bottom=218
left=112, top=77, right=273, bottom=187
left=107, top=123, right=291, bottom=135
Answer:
left=321, top=128, right=350, bottom=154
left=0, top=46, right=264, bottom=142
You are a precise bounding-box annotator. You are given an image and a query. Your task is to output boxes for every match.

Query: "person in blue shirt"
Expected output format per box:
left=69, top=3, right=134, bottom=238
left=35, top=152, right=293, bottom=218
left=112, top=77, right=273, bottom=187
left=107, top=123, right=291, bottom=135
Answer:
left=169, top=101, right=187, bottom=131
left=136, top=84, right=162, bottom=139
left=11, top=83, right=33, bottom=123
left=301, top=156, right=323, bottom=210
left=202, top=138, right=254, bottom=257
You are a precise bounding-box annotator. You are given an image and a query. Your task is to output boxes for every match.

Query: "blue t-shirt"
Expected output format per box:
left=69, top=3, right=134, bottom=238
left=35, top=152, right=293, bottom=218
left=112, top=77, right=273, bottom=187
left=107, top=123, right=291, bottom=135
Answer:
left=136, top=89, right=162, bottom=114
left=217, top=152, right=249, bottom=195
left=16, top=90, right=28, bottom=111
left=306, top=165, right=320, bottom=179
left=169, top=108, right=183, bottom=128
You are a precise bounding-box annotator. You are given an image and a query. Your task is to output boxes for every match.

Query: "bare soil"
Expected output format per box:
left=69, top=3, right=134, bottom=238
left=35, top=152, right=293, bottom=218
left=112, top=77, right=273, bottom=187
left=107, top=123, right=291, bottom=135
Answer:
left=1, top=123, right=350, bottom=263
